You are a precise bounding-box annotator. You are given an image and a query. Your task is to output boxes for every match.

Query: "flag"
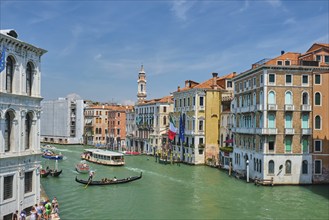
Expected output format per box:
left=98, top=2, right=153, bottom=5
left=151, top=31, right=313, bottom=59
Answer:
left=0, top=47, right=6, bottom=73
left=168, top=115, right=177, bottom=141
left=179, top=114, right=185, bottom=142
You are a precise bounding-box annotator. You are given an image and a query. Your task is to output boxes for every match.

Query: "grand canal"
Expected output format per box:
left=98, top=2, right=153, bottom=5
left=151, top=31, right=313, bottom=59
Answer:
left=41, top=145, right=329, bottom=219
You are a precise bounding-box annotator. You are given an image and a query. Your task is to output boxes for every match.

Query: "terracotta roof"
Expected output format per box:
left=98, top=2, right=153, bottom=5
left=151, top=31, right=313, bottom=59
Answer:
left=138, top=95, right=173, bottom=106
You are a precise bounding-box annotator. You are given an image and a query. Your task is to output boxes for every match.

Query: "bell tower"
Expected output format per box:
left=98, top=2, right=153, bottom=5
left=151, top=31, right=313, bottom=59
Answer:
left=137, top=65, right=147, bottom=103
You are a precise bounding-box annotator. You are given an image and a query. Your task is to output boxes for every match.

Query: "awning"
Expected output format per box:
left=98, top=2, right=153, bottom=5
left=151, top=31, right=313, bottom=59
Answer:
left=224, top=139, right=233, bottom=143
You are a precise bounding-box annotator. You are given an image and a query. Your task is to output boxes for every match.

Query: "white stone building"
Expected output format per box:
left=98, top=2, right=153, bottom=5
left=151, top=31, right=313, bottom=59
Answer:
left=40, top=94, right=84, bottom=145
left=0, top=29, right=47, bottom=219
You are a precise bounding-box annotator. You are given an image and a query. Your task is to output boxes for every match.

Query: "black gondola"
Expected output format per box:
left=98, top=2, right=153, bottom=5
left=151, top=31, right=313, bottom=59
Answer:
left=40, top=169, right=51, bottom=178
left=49, top=169, right=63, bottom=177
left=75, top=172, right=142, bottom=186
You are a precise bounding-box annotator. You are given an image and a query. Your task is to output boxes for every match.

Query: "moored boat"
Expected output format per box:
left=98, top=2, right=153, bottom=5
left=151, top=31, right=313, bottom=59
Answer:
left=40, top=169, right=51, bottom=178
left=75, top=160, right=90, bottom=174
left=81, top=149, right=124, bottom=166
left=49, top=169, right=63, bottom=177
left=75, top=172, right=142, bottom=186
left=125, top=151, right=140, bottom=156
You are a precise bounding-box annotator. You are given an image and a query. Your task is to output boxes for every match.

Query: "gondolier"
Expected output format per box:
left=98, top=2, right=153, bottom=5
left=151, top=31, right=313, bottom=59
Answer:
left=88, top=171, right=95, bottom=182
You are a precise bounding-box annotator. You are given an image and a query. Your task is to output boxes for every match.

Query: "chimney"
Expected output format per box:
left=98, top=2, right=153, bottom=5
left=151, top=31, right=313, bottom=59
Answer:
left=281, top=50, right=285, bottom=55
left=185, top=80, right=190, bottom=88
left=177, top=86, right=180, bottom=92
left=212, top=72, right=218, bottom=89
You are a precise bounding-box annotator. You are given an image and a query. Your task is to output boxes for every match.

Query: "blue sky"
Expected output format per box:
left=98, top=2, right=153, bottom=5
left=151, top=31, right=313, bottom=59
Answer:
left=1, top=0, right=328, bottom=104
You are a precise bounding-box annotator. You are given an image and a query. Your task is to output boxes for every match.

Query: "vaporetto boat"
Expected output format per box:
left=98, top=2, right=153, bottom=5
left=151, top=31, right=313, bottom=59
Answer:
left=81, top=149, right=125, bottom=166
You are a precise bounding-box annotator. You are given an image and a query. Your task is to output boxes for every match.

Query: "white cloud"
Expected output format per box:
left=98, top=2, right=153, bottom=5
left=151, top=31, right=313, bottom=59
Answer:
left=266, top=0, right=282, bottom=8
left=170, top=0, right=195, bottom=21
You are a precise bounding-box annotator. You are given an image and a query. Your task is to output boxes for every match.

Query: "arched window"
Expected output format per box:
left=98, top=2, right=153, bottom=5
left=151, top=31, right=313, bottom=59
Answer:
left=163, top=116, right=167, bottom=125
left=99, top=128, right=102, bottom=134
left=268, top=160, right=274, bottom=174
left=25, top=113, right=32, bottom=149
left=302, top=160, right=308, bottom=174
left=4, top=111, right=14, bottom=152
left=6, top=56, right=14, bottom=93
left=26, top=62, right=33, bottom=96
left=285, top=91, right=292, bottom=105
left=315, top=92, right=321, bottom=105
left=259, top=159, right=262, bottom=173
left=302, top=92, right=309, bottom=105
left=253, top=92, right=256, bottom=105
left=95, top=128, right=99, bottom=134
left=140, top=84, right=144, bottom=92
left=260, top=91, right=263, bottom=105
left=302, top=114, right=309, bottom=129
left=268, top=91, right=276, bottom=104
left=285, top=113, right=292, bottom=128
left=285, top=160, right=291, bottom=174
left=268, top=113, right=275, bottom=128
left=315, top=115, right=321, bottom=129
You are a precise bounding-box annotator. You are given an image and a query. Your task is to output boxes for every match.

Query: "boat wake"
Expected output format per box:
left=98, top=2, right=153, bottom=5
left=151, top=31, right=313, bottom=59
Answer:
left=125, top=167, right=185, bottom=185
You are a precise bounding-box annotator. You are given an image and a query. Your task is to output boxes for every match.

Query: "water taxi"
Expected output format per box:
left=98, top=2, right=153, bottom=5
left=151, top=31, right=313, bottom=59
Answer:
left=75, top=160, right=90, bottom=173
left=81, top=149, right=125, bottom=166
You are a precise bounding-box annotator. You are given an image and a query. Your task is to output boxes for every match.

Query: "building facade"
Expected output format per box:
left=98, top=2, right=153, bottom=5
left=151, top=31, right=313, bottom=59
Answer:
left=171, top=73, right=223, bottom=165
left=232, top=45, right=329, bottom=184
left=0, top=30, right=47, bottom=219
left=40, top=94, right=84, bottom=145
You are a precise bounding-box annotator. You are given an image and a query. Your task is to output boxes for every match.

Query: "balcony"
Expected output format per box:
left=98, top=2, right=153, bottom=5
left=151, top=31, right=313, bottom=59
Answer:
left=301, top=128, right=312, bottom=135
left=236, top=127, right=255, bottom=134
left=301, top=104, right=311, bottom=111
left=284, top=128, right=295, bottom=135
left=268, top=104, right=277, bottom=111
left=284, top=104, right=294, bottom=111
left=256, top=128, right=277, bottom=135
left=256, top=104, right=263, bottom=111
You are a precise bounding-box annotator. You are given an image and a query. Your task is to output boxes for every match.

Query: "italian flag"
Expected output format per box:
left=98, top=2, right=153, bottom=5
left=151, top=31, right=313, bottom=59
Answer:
left=168, top=115, right=177, bottom=141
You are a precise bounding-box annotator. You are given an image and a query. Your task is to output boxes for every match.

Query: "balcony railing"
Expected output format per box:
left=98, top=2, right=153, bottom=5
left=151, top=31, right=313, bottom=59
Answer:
left=301, top=128, right=312, bottom=135
left=285, top=128, right=295, bottom=135
left=268, top=104, right=277, bottom=111
left=256, top=104, right=263, bottom=111
left=301, top=104, right=311, bottom=111
left=255, top=128, right=277, bottom=135
left=284, top=104, right=294, bottom=111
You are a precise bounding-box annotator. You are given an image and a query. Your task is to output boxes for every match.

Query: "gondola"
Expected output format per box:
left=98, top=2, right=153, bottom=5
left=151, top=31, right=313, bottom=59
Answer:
left=40, top=169, right=51, bottom=178
left=75, top=172, right=142, bottom=186
left=49, top=169, right=63, bottom=177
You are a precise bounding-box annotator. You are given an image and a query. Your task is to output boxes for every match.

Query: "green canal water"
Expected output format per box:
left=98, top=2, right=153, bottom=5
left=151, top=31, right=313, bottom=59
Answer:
left=41, top=145, right=329, bottom=219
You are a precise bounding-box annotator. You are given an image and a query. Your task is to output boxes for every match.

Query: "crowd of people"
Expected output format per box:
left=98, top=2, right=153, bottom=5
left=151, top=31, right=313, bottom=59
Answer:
left=12, top=197, right=60, bottom=220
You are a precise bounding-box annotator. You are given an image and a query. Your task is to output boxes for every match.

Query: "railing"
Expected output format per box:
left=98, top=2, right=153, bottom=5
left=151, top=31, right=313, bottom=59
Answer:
left=255, top=128, right=277, bottom=135
left=301, top=104, right=311, bottom=111
left=284, top=128, right=295, bottom=135
left=301, top=128, right=312, bottom=135
left=284, top=104, right=294, bottom=111
left=268, top=104, right=277, bottom=111
left=256, top=104, right=263, bottom=111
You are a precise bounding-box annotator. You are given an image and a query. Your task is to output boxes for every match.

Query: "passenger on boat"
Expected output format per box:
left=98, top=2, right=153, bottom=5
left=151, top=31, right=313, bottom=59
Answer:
left=113, top=177, right=117, bottom=182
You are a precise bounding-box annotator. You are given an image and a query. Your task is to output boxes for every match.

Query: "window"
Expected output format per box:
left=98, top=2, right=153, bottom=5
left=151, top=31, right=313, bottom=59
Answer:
left=302, top=75, right=308, bottom=85
left=163, top=116, right=167, bottom=125
left=117, top=129, right=120, bottom=135
left=6, top=56, right=15, bottom=93
left=260, top=75, right=263, bottom=84
left=118, top=113, right=120, bottom=117
left=315, top=92, right=321, bottom=105
left=285, top=91, right=292, bottom=105
left=302, top=160, right=308, bottom=174
left=198, top=120, right=204, bottom=131
left=325, top=55, right=329, bottom=63
left=286, top=75, right=292, bottom=84
left=193, top=97, right=195, bottom=106
left=268, top=91, right=276, bottom=104
left=26, top=62, right=33, bottom=96
left=302, top=92, right=309, bottom=105
left=314, top=140, right=322, bottom=152
left=315, top=115, right=321, bottom=129
left=285, top=60, right=291, bottom=66
left=268, top=136, right=275, bottom=151
left=4, top=175, right=14, bottom=200
left=253, top=77, right=256, bottom=86
left=277, top=60, right=283, bottom=65
left=199, top=97, right=204, bottom=106
left=25, top=113, right=32, bottom=149
left=285, top=160, right=291, bottom=174
left=302, top=138, right=308, bottom=153
left=268, top=160, right=274, bottom=174
left=269, top=74, right=275, bottom=84
left=285, top=137, right=292, bottom=152
left=227, top=81, right=232, bottom=88
left=314, top=160, right=322, bottom=174
left=268, top=114, right=275, bottom=128
left=316, top=55, right=321, bottom=62
left=24, top=171, right=33, bottom=193
left=285, top=113, right=292, bottom=128
left=163, top=107, right=167, bottom=112
left=187, top=98, right=190, bottom=106
left=301, top=114, right=309, bottom=128
left=315, top=74, right=321, bottom=84
left=4, top=111, right=14, bottom=152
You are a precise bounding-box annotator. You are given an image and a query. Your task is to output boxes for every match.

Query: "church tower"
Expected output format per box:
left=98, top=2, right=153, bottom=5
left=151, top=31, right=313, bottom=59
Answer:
left=137, top=65, right=147, bottom=103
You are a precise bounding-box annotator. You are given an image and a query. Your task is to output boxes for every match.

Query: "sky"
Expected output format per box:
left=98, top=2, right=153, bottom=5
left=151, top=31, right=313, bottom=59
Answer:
left=1, top=0, right=328, bottom=105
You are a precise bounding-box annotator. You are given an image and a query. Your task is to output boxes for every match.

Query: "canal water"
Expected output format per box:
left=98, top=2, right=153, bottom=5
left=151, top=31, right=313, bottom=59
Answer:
left=41, top=145, right=329, bottom=219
